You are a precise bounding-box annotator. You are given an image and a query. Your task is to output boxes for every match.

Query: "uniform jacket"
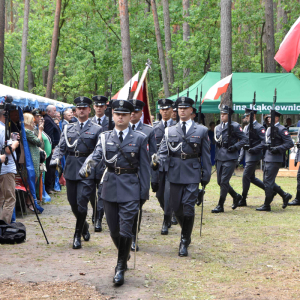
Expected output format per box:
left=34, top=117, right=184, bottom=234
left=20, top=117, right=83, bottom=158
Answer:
left=264, top=123, right=294, bottom=163
left=61, top=119, right=69, bottom=131
left=295, top=128, right=300, bottom=161
left=214, top=121, right=248, bottom=161
left=51, top=120, right=102, bottom=180
left=158, top=121, right=211, bottom=185
left=239, top=121, right=266, bottom=163
left=84, top=126, right=150, bottom=202
left=44, top=114, right=61, bottom=148
left=90, top=115, right=114, bottom=132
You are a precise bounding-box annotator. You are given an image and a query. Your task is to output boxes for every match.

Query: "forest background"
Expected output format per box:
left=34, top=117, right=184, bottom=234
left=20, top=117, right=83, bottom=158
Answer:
left=0, top=0, right=299, bottom=115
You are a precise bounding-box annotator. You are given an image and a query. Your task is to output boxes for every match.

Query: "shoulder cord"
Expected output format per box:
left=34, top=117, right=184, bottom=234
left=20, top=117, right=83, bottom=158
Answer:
left=165, top=127, right=183, bottom=154
left=64, top=125, right=78, bottom=148
left=214, top=126, right=222, bottom=143
left=101, top=132, right=118, bottom=164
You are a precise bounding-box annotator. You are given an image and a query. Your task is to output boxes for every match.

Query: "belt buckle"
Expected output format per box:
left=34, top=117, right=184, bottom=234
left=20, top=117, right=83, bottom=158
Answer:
left=115, top=167, right=121, bottom=175
left=181, top=153, right=187, bottom=160
left=75, top=150, right=80, bottom=157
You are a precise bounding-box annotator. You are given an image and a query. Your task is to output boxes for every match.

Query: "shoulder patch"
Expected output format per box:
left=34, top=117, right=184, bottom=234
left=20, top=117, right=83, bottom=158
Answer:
left=239, top=127, right=243, bottom=132
left=261, top=129, right=265, bottom=134
left=284, top=131, right=289, bottom=135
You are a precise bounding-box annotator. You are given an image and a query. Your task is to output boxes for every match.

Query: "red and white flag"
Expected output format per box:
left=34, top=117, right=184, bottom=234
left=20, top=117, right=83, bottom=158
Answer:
left=274, top=16, right=300, bottom=72
left=112, top=72, right=140, bottom=100
left=135, top=77, right=152, bottom=125
left=202, top=74, right=232, bottom=102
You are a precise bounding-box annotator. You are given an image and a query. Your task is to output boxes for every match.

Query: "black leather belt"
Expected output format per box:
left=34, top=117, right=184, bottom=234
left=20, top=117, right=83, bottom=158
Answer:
left=172, top=153, right=199, bottom=160
left=107, top=167, right=138, bottom=175
left=67, top=151, right=91, bottom=157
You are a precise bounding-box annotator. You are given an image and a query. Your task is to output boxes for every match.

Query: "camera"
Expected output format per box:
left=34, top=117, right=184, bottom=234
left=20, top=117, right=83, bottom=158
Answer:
left=0, top=95, right=17, bottom=111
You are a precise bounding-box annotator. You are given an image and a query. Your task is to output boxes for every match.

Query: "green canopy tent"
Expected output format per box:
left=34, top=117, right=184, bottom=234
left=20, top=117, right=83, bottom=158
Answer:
left=157, top=72, right=300, bottom=114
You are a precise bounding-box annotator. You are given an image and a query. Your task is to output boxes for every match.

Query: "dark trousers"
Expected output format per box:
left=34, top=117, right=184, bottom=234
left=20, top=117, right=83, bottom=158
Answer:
left=66, top=179, right=95, bottom=215
left=242, top=161, right=265, bottom=195
left=132, top=199, right=147, bottom=236
left=45, top=153, right=55, bottom=191
left=297, top=167, right=300, bottom=191
left=97, top=184, right=104, bottom=213
left=216, top=160, right=236, bottom=198
left=263, top=162, right=282, bottom=198
left=156, top=171, right=171, bottom=216
left=103, top=200, right=140, bottom=238
left=170, top=183, right=198, bottom=217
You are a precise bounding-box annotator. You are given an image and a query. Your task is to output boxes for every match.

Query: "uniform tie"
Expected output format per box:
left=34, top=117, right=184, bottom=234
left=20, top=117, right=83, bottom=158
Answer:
left=119, top=131, right=123, bottom=143
left=182, top=121, right=186, bottom=135
left=80, top=122, right=84, bottom=130
left=98, top=118, right=101, bottom=125
left=132, top=124, right=135, bottom=130
left=164, top=121, right=167, bottom=128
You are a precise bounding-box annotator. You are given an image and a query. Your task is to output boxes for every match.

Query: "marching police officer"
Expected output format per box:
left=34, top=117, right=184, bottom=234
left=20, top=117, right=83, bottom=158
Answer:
left=257, top=110, right=293, bottom=211
left=129, top=99, right=157, bottom=252
left=288, top=128, right=300, bottom=206
left=80, top=99, right=150, bottom=286
left=237, top=107, right=266, bottom=206
left=152, top=98, right=177, bottom=235
left=50, top=97, right=103, bottom=249
left=156, top=96, right=211, bottom=257
left=213, top=105, right=248, bottom=213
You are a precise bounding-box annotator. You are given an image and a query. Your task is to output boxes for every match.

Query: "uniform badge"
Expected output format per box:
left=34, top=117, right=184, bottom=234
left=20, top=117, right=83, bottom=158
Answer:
left=162, top=99, right=166, bottom=104
left=119, top=100, right=124, bottom=107
left=68, top=137, right=71, bottom=142
left=133, top=99, right=136, bottom=106
left=239, top=127, right=243, bottom=132
left=97, top=96, right=101, bottom=100
left=80, top=96, right=84, bottom=102
left=131, top=152, right=135, bottom=157
left=261, top=129, right=265, bottom=134
left=194, top=144, right=197, bottom=147
left=181, top=97, right=185, bottom=103
left=284, top=131, right=288, bottom=135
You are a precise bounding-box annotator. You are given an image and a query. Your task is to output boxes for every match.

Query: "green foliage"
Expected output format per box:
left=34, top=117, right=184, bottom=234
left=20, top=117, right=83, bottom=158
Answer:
left=3, top=0, right=300, bottom=113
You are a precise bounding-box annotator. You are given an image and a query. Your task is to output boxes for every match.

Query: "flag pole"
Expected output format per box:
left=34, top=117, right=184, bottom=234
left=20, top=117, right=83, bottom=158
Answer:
left=132, top=59, right=152, bottom=99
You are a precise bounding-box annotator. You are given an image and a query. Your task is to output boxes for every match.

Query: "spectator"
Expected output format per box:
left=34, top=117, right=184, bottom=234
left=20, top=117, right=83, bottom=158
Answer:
left=32, top=109, right=45, bottom=149
left=55, top=112, right=61, bottom=123
left=44, top=105, right=61, bottom=195
left=208, top=121, right=216, bottom=166
left=70, top=107, right=78, bottom=123
left=9, top=109, right=21, bottom=162
left=22, top=113, right=45, bottom=211
left=0, top=109, right=20, bottom=224
left=285, top=117, right=292, bottom=130
left=151, top=115, right=155, bottom=123
left=62, top=109, right=73, bottom=130
left=54, top=118, right=59, bottom=126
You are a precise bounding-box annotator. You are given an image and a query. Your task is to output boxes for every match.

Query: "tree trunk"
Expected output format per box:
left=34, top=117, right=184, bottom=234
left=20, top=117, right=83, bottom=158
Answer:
left=220, top=0, right=232, bottom=106
left=145, top=0, right=150, bottom=14
left=19, top=0, right=30, bottom=91
left=0, top=0, right=5, bottom=84
left=264, top=0, right=276, bottom=73
left=162, top=0, right=174, bottom=85
left=46, top=0, right=61, bottom=98
left=10, top=0, right=14, bottom=33
left=276, top=0, right=287, bottom=73
left=151, top=0, right=170, bottom=97
left=27, top=63, right=34, bottom=92
left=119, top=0, right=133, bottom=84
left=182, top=0, right=190, bottom=84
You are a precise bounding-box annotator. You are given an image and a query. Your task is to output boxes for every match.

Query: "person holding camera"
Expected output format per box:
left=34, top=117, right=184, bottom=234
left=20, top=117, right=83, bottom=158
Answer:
left=0, top=109, right=20, bottom=224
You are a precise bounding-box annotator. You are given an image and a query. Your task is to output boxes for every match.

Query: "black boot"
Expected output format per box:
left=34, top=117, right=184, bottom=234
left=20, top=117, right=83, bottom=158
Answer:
left=175, top=215, right=184, bottom=228
left=229, top=189, right=242, bottom=210
left=288, top=191, right=300, bottom=206
left=161, top=215, right=171, bottom=235
left=113, top=236, right=132, bottom=286
left=238, top=193, right=247, bottom=207
left=82, top=221, right=90, bottom=241
left=73, top=212, right=87, bottom=249
left=282, top=193, right=292, bottom=209
left=95, top=210, right=104, bottom=232
left=171, top=212, right=178, bottom=225
left=212, top=197, right=225, bottom=213
left=178, top=216, right=194, bottom=257
left=256, top=197, right=272, bottom=211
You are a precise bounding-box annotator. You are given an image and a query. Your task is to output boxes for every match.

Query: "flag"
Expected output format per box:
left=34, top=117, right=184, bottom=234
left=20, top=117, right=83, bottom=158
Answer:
left=274, top=17, right=300, bottom=72
left=18, top=108, right=44, bottom=213
left=136, top=77, right=152, bottom=125
left=112, top=72, right=140, bottom=100
left=202, top=74, right=232, bottom=102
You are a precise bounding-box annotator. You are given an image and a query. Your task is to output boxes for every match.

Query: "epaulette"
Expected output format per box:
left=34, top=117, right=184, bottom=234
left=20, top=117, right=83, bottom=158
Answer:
left=67, top=123, right=75, bottom=128
left=92, top=123, right=102, bottom=128
left=143, top=124, right=152, bottom=128
left=135, top=130, right=147, bottom=137
left=169, top=124, right=176, bottom=128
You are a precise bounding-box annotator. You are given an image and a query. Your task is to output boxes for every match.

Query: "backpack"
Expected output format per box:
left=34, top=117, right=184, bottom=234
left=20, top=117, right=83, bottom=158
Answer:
left=0, top=220, right=26, bottom=244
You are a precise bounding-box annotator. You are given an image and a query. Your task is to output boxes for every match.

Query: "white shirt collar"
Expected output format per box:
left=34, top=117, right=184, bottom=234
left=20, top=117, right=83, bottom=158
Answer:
left=96, top=114, right=106, bottom=122
left=162, top=118, right=172, bottom=127
left=114, top=126, right=130, bottom=140
left=180, top=119, right=192, bottom=126
left=130, top=120, right=141, bottom=129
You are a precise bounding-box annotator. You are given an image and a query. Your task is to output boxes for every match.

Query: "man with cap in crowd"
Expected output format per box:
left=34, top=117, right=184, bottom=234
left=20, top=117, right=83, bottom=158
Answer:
left=191, top=107, right=197, bottom=122
left=155, top=96, right=211, bottom=257
left=257, top=110, right=293, bottom=211
left=212, top=105, right=248, bottom=213
left=237, top=107, right=266, bottom=207
left=79, top=99, right=150, bottom=286
left=171, top=103, right=177, bottom=122
left=153, top=98, right=177, bottom=235
left=91, top=95, right=113, bottom=132
left=50, top=96, right=103, bottom=249
left=128, top=99, right=157, bottom=251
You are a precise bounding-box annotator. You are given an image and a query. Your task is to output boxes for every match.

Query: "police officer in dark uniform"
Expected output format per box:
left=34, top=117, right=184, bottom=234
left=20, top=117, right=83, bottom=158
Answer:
left=237, top=107, right=266, bottom=206
left=257, top=110, right=293, bottom=211
left=129, top=99, right=157, bottom=251
left=90, top=96, right=115, bottom=232
left=50, top=97, right=103, bottom=249
left=80, top=99, right=150, bottom=286
left=156, top=96, right=211, bottom=257
left=152, top=98, right=177, bottom=234
left=213, top=105, right=248, bottom=213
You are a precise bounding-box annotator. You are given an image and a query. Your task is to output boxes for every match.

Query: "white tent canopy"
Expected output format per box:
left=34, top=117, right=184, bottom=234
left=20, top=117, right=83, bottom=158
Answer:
left=0, top=84, right=73, bottom=112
